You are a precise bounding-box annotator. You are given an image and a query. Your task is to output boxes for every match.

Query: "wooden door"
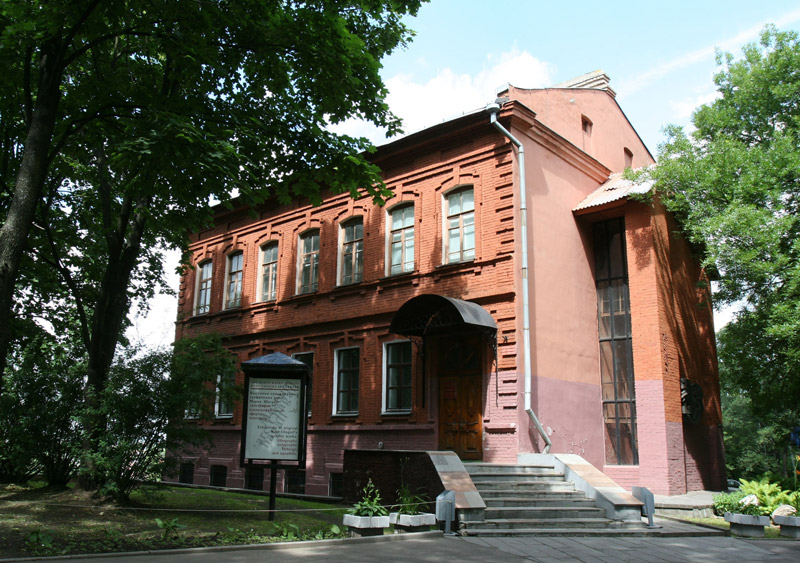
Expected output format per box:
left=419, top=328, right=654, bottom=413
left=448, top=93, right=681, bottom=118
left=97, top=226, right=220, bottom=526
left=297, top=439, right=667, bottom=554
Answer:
left=437, top=337, right=483, bottom=460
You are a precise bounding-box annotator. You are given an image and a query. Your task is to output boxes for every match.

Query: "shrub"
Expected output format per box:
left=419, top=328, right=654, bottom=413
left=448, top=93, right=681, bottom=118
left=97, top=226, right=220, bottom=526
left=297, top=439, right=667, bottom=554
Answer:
left=713, top=491, right=746, bottom=516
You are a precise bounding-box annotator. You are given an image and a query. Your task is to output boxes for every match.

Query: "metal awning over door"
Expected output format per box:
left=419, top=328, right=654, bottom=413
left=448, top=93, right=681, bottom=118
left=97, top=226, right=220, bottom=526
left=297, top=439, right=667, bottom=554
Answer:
left=389, top=294, right=497, bottom=339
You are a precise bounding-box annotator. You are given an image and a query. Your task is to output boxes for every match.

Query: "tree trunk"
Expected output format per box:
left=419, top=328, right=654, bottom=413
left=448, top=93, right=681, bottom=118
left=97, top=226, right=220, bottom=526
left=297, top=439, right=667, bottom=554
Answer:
left=0, top=45, right=63, bottom=392
left=78, top=199, right=150, bottom=490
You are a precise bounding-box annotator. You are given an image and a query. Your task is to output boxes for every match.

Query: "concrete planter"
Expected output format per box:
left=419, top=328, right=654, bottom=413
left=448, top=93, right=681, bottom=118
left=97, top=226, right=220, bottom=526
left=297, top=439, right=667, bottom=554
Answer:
left=773, top=514, right=800, bottom=539
left=724, top=512, right=770, bottom=537
left=342, top=514, right=390, bottom=537
left=392, top=512, right=436, bottom=532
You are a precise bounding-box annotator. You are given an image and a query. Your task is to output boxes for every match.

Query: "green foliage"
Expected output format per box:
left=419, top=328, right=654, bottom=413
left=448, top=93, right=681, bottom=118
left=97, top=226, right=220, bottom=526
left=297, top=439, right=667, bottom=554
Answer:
left=155, top=518, right=186, bottom=541
left=712, top=490, right=746, bottom=516
left=654, top=25, right=800, bottom=445
left=81, top=334, right=236, bottom=501
left=24, top=529, right=54, bottom=552
left=739, top=477, right=793, bottom=509
left=720, top=390, right=796, bottom=481
left=0, top=0, right=426, bottom=489
left=0, top=325, right=83, bottom=485
left=350, top=479, right=388, bottom=517
left=715, top=476, right=800, bottom=516
left=395, top=484, right=429, bottom=515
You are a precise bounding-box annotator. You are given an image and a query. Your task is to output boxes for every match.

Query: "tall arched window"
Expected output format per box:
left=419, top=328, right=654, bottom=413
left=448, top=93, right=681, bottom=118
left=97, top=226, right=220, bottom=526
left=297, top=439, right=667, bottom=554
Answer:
left=225, top=251, right=243, bottom=308
left=297, top=230, right=320, bottom=294
left=339, top=218, right=363, bottom=285
left=388, top=204, right=414, bottom=275
left=444, top=187, right=475, bottom=264
left=195, top=260, right=213, bottom=315
left=260, top=242, right=278, bottom=301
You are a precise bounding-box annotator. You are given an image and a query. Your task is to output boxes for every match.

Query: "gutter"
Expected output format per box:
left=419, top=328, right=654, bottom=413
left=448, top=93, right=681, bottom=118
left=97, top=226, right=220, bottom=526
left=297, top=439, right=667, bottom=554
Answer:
left=485, top=101, right=551, bottom=454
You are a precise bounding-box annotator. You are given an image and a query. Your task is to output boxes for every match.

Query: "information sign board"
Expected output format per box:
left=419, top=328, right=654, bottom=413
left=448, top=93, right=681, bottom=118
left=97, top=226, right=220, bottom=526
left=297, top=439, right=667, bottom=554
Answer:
left=244, top=377, right=303, bottom=461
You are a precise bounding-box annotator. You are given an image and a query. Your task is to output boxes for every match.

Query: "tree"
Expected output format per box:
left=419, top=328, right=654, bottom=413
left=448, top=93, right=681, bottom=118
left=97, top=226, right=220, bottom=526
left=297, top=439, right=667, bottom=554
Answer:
left=0, top=0, right=423, bottom=395
left=0, top=0, right=423, bottom=487
left=84, top=335, right=237, bottom=502
left=655, top=26, right=800, bottom=434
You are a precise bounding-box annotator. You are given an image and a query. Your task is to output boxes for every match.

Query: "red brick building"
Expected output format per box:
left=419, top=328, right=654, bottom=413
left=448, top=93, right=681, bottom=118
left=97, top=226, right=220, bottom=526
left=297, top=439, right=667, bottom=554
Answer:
left=168, top=72, right=725, bottom=496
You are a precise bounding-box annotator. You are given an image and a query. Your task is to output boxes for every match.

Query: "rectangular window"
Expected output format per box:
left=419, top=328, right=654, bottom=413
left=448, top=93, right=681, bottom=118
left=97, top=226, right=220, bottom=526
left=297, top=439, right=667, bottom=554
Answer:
left=179, top=462, right=194, bottom=484
left=298, top=231, right=320, bottom=294
left=260, top=243, right=278, bottom=301
left=389, top=205, right=415, bottom=275
left=339, top=219, right=363, bottom=285
left=209, top=465, right=228, bottom=488
left=226, top=252, right=243, bottom=308
left=215, top=373, right=234, bottom=418
left=445, top=188, right=475, bottom=263
left=594, top=218, right=638, bottom=465
left=284, top=469, right=306, bottom=494
left=245, top=466, right=264, bottom=490
left=293, top=352, right=314, bottom=417
left=384, top=341, right=412, bottom=413
left=329, top=472, right=343, bottom=497
left=195, top=261, right=213, bottom=315
left=334, top=348, right=359, bottom=415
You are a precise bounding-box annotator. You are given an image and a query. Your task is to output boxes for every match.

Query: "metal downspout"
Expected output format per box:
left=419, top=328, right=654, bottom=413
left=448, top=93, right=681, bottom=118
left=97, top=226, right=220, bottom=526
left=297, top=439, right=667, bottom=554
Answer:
left=485, top=101, right=551, bottom=453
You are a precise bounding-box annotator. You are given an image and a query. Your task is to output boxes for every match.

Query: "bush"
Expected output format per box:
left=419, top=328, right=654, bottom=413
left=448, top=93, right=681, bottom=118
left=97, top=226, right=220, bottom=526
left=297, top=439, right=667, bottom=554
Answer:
left=1, top=329, right=82, bottom=486
left=84, top=335, right=236, bottom=501
left=713, top=491, right=746, bottom=516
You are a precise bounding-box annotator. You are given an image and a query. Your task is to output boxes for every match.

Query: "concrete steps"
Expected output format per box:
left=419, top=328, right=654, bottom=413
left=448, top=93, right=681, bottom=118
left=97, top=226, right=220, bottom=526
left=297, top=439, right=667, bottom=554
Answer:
left=463, top=463, right=626, bottom=536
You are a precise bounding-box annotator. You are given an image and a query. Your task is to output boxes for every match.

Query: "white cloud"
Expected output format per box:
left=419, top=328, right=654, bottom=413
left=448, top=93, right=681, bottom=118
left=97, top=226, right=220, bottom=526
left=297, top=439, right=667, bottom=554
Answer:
left=331, top=47, right=555, bottom=145
left=618, top=7, right=800, bottom=99
left=669, top=90, right=721, bottom=122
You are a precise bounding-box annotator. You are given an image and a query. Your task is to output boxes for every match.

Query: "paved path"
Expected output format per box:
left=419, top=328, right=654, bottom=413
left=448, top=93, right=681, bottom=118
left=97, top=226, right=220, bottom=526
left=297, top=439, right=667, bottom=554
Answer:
left=14, top=532, right=800, bottom=563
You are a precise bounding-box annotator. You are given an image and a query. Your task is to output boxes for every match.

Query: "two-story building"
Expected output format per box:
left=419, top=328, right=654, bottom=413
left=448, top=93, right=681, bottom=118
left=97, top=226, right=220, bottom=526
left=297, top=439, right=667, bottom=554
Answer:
left=167, top=71, right=726, bottom=497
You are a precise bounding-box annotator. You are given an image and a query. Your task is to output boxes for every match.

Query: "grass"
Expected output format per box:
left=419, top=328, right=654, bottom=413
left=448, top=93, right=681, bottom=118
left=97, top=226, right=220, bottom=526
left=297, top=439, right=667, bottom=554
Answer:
left=682, top=515, right=783, bottom=538
left=0, top=482, right=350, bottom=559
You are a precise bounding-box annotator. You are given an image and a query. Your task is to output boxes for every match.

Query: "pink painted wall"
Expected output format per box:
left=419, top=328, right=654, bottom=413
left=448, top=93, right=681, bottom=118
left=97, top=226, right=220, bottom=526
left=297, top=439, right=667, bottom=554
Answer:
left=506, top=85, right=654, bottom=172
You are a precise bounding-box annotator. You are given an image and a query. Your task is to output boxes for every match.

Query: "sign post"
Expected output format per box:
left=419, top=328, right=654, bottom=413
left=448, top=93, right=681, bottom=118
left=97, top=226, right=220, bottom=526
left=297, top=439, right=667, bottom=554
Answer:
left=239, top=353, right=309, bottom=521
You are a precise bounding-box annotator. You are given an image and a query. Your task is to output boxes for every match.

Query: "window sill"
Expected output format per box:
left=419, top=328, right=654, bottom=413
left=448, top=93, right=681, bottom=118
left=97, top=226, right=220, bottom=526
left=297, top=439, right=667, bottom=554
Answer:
left=381, top=411, right=412, bottom=417
left=436, top=258, right=475, bottom=270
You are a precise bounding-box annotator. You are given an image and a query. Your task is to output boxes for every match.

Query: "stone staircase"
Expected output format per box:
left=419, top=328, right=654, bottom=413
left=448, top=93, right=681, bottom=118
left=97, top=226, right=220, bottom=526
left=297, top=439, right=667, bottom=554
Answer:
left=462, top=463, right=641, bottom=536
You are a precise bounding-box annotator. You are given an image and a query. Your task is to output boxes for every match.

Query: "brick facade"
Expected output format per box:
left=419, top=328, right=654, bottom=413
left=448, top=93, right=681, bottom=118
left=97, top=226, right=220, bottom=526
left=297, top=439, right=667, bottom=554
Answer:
left=166, top=80, right=725, bottom=496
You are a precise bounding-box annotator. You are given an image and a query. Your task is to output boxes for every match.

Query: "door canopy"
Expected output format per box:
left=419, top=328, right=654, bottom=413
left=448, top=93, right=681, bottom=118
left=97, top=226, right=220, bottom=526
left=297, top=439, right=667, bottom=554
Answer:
left=389, top=294, right=497, bottom=339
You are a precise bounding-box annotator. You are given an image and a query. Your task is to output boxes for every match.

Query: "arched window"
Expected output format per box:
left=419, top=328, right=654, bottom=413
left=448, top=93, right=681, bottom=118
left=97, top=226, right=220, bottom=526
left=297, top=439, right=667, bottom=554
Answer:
left=260, top=242, right=278, bottom=301
left=225, top=251, right=243, bottom=308
left=195, top=260, right=213, bottom=315
left=297, top=230, right=320, bottom=294
left=444, top=187, right=475, bottom=264
left=339, top=218, right=363, bottom=285
left=388, top=204, right=414, bottom=275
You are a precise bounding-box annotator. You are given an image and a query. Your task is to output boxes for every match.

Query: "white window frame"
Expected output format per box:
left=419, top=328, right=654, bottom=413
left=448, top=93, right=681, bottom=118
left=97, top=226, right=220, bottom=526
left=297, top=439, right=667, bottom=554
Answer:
left=297, top=230, right=320, bottom=294
left=386, top=204, right=415, bottom=276
left=259, top=242, right=279, bottom=302
left=194, top=260, right=213, bottom=315
left=224, top=251, right=243, bottom=309
left=382, top=340, right=413, bottom=414
left=332, top=346, right=360, bottom=416
left=442, top=186, right=475, bottom=264
left=337, top=217, right=363, bottom=286
left=215, top=373, right=234, bottom=419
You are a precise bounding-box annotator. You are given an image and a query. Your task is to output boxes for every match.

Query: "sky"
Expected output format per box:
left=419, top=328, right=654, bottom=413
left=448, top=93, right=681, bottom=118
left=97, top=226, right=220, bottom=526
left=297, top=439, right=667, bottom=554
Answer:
left=126, top=0, right=800, bottom=348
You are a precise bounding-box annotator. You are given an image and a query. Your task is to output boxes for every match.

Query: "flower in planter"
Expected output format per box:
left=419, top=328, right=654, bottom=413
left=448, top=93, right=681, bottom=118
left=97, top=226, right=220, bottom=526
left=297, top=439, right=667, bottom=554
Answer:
left=350, top=479, right=389, bottom=517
